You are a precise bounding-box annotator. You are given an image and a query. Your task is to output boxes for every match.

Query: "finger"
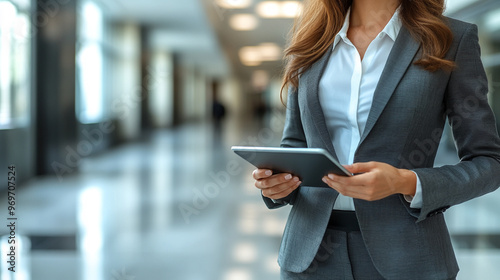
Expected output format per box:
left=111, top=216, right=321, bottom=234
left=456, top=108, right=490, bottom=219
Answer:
left=323, top=176, right=368, bottom=196
left=345, top=162, right=378, bottom=174
left=253, top=169, right=273, bottom=180
left=255, top=173, right=297, bottom=190
left=263, top=177, right=300, bottom=196
left=263, top=180, right=301, bottom=200
left=325, top=172, right=376, bottom=186
left=270, top=180, right=301, bottom=199
left=324, top=176, right=388, bottom=201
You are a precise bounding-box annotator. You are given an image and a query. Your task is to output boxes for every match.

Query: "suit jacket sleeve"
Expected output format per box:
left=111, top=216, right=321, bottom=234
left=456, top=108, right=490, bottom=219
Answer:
left=413, top=24, right=500, bottom=222
left=262, top=86, right=307, bottom=209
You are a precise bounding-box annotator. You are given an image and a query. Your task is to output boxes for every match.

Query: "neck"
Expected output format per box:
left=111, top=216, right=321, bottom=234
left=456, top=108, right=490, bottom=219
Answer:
left=350, top=0, right=399, bottom=28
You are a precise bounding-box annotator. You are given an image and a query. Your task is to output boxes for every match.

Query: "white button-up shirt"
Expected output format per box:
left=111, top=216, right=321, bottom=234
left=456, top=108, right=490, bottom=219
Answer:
left=319, top=8, right=422, bottom=210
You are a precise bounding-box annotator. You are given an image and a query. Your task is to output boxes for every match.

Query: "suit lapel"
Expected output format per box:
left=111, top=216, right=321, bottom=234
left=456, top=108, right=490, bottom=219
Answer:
left=301, top=49, right=340, bottom=161
left=359, top=26, right=421, bottom=146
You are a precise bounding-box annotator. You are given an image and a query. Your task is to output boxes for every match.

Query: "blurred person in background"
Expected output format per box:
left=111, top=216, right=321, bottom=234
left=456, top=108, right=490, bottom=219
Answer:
left=212, top=81, right=226, bottom=131
left=252, top=0, right=500, bottom=279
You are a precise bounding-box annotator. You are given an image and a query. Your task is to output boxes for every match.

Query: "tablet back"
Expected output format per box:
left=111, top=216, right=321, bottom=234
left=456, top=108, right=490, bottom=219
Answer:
left=232, top=146, right=351, bottom=188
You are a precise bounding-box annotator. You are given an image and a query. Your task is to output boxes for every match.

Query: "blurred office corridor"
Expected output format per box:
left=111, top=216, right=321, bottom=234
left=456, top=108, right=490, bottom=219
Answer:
left=2, top=116, right=500, bottom=280
left=2, top=0, right=500, bottom=279
left=3, top=117, right=292, bottom=280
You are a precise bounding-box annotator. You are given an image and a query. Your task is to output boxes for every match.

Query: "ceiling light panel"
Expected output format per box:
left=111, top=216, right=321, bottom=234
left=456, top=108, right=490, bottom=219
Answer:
left=281, top=1, right=302, bottom=18
left=239, top=43, right=282, bottom=66
left=216, top=0, right=252, bottom=9
left=229, top=14, right=259, bottom=31
left=239, top=46, right=262, bottom=66
left=257, top=43, right=281, bottom=61
left=256, top=1, right=280, bottom=18
left=256, top=1, right=302, bottom=18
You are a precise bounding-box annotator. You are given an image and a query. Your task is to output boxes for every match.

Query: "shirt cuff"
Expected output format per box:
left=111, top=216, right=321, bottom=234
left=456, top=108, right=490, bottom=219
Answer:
left=404, top=171, right=423, bottom=209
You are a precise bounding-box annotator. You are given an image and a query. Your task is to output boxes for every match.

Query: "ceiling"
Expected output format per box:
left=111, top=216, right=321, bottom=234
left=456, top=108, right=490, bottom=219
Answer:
left=95, top=0, right=230, bottom=78
left=93, top=0, right=296, bottom=82
left=202, top=0, right=297, bottom=82
left=92, top=0, right=500, bottom=82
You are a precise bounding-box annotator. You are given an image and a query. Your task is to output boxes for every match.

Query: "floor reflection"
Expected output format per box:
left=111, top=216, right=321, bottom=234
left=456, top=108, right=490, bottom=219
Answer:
left=78, top=187, right=104, bottom=280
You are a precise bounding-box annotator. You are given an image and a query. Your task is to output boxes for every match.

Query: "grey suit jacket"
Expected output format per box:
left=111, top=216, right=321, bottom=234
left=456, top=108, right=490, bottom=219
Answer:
left=263, top=18, right=500, bottom=279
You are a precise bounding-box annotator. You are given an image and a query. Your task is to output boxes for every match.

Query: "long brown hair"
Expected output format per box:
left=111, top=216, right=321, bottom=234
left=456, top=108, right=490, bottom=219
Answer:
left=281, top=0, right=454, bottom=97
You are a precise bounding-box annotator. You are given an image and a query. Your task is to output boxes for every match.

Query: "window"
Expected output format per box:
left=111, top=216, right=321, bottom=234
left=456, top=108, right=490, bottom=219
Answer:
left=0, top=0, right=31, bottom=128
left=76, top=0, right=106, bottom=124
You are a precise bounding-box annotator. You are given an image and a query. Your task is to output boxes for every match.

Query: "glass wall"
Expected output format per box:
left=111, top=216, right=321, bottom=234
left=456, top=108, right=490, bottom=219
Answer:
left=0, top=0, right=31, bottom=129
left=76, top=0, right=106, bottom=124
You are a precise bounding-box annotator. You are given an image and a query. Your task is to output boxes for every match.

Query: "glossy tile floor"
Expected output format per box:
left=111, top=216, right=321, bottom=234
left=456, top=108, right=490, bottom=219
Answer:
left=1, top=115, right=500, bottom=280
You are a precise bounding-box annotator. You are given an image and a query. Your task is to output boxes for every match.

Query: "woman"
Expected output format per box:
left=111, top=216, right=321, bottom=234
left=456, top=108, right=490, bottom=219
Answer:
left=252, top=0, right=500, bottom=279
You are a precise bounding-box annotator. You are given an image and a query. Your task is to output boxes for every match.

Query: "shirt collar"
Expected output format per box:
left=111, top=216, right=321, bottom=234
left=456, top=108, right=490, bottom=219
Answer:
left=333, top=6, right=402, bottom=48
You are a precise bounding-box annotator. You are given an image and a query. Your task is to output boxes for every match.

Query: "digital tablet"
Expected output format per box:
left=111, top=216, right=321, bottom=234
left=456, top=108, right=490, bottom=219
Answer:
left=231, top=146, right=352, bottom=188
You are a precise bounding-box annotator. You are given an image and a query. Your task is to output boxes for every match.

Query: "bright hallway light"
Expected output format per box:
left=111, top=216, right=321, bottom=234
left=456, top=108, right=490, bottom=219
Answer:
left=281, top=1, right=302, bottom=18
left=239, top=43, right=282, bottom=66
left=258, top=43, right=282, bottom=60
left=256, top=1, right=302, bottom=18
left=216, top=0, right=252, bottom=9
left=230, top=14, right=259, bottom=31
left=239, top=46, right=262, bottom=66
left=256, top=1, right=280, bottom=18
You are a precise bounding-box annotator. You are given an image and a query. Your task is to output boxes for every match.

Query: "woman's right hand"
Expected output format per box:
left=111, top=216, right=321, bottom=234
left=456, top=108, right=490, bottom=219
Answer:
left=253, top=169, right=302, bottom=200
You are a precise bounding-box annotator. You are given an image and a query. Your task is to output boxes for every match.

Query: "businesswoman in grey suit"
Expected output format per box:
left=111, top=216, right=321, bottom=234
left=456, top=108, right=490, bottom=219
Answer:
left=252, top=0, right=500, bottom=279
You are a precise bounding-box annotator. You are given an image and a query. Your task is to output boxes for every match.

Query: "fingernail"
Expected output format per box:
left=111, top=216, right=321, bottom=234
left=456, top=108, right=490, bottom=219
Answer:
left=293, top=177, right=299, bottom=182
left=328, top=174, right=335, bottom=180
left=265, top=170, right=272, bottom=176
left=322, top=177, right=327, bottom=183
left=285, top=174, right=292, bottom=180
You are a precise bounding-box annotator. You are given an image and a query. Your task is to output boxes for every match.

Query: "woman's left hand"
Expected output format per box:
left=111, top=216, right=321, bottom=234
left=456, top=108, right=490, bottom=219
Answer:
left=322, top=161, right=417, bottom=201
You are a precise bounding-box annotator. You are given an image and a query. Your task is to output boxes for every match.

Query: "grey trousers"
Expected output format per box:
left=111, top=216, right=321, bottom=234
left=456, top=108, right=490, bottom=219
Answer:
left=280, top=229, right=385, bottom=280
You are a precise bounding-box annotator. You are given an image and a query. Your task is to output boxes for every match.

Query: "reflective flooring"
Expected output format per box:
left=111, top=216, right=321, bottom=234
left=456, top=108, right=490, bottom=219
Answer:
left=1, top=115, right=500, bottom=280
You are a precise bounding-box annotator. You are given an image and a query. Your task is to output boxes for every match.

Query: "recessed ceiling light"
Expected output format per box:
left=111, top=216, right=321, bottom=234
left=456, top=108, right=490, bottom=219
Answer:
left=239, top=43, right=282, bottom=66
left=281, top=1, right=302, bottom=18
left=242, top=61, right=261, bottom=66
left=256, top=1, right=280, bottom=18
left=229, top=14, right=259, bottom=31
left=216, top=0, right=252, bottom=9
left=256, top=1, right=302, bottom=18
left=258, top=43, right=282, bottom=61
left=239, top=46, right=262, bottom=66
